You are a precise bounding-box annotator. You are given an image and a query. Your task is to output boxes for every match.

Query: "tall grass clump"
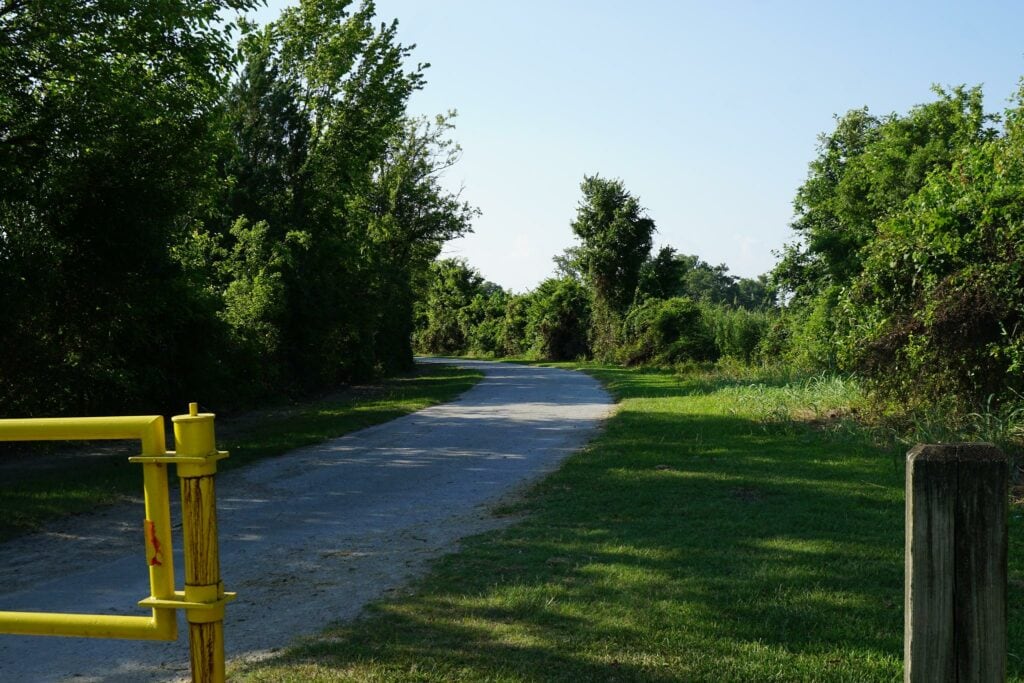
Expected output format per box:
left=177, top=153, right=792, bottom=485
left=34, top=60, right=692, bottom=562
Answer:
left=702, top=304, right=772, bottom=363
left=714, top=372, right=864, bottom=425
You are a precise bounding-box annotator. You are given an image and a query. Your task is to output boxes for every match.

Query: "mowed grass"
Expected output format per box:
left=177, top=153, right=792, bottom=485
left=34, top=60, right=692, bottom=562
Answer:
left=235, top=363, right=1024, bottom=682
left=0, top=364, right=482, bottom=542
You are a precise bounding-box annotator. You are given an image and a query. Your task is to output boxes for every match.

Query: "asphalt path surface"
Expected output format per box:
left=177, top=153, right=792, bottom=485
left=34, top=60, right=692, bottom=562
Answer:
left=0, top=359, right=612, bottom=681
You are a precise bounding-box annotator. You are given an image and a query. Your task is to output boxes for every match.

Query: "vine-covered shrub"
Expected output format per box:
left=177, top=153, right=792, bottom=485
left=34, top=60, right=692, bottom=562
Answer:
left=838, top=106, right=1024, bottom=410
left=703, top=305, right=772, bottom=363
left=620, top=297, right=716, bottom=365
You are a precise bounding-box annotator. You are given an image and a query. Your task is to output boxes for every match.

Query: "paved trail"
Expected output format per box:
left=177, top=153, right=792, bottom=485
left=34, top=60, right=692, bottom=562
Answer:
left=0, top=360, right=612, bottom=681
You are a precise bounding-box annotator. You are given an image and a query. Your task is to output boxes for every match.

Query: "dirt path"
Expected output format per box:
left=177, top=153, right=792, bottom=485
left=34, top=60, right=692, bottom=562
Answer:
left=0, top=360, right=613, bottom=682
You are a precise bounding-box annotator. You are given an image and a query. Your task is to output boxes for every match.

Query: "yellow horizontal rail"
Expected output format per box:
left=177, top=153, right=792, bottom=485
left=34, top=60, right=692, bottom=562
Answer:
left=0, top=415, right=166, bottom=455
left=0, top=611, right=174, bottom=641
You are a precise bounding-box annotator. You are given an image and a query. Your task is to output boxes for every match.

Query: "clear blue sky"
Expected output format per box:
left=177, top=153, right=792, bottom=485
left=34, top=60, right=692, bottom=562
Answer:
left=253, top=1, right=1024, bottom=292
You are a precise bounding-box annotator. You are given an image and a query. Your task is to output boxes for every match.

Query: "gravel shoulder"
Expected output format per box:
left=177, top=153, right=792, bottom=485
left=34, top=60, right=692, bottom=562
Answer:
left=0, top=359, right=613, bottom=682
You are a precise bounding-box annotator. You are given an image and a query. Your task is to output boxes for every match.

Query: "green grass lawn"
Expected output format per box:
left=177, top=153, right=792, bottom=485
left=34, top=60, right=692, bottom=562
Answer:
left=0, top=364, right=482, bottom=542
left=235, top=362, right=1024, bottom=682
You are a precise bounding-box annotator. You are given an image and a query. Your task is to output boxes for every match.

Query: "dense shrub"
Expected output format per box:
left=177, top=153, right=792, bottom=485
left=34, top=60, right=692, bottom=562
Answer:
left=620, top=297, right=716, bottom=365
left=527, top=278, right=591, bottom=360
left=414, top=259, right=486, bottom=355
left=499, top=295, right=531, bottom=357
left=769, top=86, right=997, bottom=389
left=466, top=290, right=508, bottom=357
left=837, top=95, right=1024, bottom=410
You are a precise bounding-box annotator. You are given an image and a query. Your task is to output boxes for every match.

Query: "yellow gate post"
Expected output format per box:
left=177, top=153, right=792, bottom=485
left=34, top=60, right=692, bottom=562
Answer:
left=133, top=402, right=233, bottom=683
left=174, top=403, right=229, bottom=683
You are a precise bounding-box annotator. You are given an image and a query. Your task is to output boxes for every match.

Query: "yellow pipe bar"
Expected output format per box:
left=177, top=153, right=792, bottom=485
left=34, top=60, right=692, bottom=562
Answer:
left=0, top=415, right=166, bottom=455
left=142, top=462, right=178, bottom=640
left=0, top=612, right=173, bottom=641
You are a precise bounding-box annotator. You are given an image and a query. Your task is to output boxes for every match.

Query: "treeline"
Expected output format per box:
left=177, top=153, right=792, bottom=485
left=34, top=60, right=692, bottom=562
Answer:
left=414, top=177, right=775, bottom=366
left=0, top=0, right=473, bottom=416
left=417, top=83, right=1024, bottom=417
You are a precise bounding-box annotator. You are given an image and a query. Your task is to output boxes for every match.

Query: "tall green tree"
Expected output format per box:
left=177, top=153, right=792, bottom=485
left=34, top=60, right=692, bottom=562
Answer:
left=570, top=175, right=655, bottom=359
left=266, top=0, right=426, bottom=385
left=217, top=0, right=473, bottom=388
left=355, top=113, right=478, bottom=371
left=0, top=0, right=255, bottom=414
left=637, top=246, right=685, bottom=300
left=770, top=85, right=998, bottom=373
left=775, top=86, right=997, bottom=299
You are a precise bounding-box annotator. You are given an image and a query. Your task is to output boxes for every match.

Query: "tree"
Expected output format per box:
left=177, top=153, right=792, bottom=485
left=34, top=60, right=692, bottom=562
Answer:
left=357, top=113, right=478, bottom=370
left=0, top=0, right=474, bottom=414
left=0, top=0, right=256, bottom=414
left=775, top=86, right=997, bottom=299
left=527, top=278, right=591, bottom=361
left=770, top=85, right=998, bottom=374
left=732, top=275, right=775, bottom=310
left=552, top=245, right=585, bottom=281
left=681, top=258, right=736, bottom=305
left=838, top=85, right=1024, bottom=411
left=499, top=294, right=531, bottom=356
left=637, top=246, right=685, bottom=300
left=414, top=258, right=486, bottom=355
left=261, top=0, right=427, bottom=385
left=217, top=0, right=471, bottom=387
left=570, top=175, right=655, bottom=359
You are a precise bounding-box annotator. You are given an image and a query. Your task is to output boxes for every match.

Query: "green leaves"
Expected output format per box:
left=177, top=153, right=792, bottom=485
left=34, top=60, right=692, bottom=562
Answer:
left=571, top=175, right=656, bottom=315
left=777, top=86, right=996, bottom=298
left=569, top=175, right=656, bottom=360
left=0, top=0, right=257, bottom=414
left=0, top=0, right=473, bottom=414
left=832, top=90, right=1024, bottom=411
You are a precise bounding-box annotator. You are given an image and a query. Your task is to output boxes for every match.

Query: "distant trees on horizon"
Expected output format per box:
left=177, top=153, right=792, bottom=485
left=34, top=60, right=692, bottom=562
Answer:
left=2, top=0, right=1022, bottom=424
left=416, top=83, right=1024, bottom=419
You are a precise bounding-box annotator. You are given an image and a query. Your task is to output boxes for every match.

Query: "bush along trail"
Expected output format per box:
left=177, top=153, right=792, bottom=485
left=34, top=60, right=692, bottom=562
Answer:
left=236, top=363, right=1024, bottom=683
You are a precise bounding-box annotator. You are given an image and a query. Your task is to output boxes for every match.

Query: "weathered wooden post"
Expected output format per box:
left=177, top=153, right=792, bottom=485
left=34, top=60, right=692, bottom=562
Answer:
left=905, top=443, right=1008, bottom=682
left=174, top=403, right=230, bottom=683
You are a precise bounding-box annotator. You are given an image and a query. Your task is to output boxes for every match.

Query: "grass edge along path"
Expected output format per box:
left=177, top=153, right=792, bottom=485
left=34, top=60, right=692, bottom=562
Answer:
left=0, top=364, right=483, bottom=542
left=235, top=362, right=1024, bottom=683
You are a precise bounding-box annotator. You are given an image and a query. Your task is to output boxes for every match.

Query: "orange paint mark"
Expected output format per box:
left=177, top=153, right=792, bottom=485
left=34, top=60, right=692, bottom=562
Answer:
left=145, top=519, right=163, bottom=567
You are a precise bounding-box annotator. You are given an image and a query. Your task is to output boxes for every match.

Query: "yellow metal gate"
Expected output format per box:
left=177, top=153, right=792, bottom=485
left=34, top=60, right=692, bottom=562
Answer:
left=0, top=403, right=233, bottom=682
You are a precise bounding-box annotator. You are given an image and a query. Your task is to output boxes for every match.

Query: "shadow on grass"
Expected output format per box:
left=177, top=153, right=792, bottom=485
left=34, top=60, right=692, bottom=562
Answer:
left=239, top=400, right=912, bottom=682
